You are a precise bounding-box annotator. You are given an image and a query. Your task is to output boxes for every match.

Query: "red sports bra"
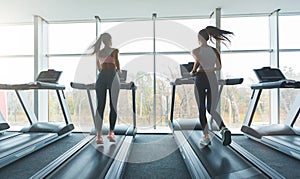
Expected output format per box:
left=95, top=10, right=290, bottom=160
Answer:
left=98, top=56, right=115, bottom=65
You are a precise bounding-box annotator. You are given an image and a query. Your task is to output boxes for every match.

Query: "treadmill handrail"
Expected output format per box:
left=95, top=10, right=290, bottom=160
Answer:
left=0, top=82, right=72, bottom=125
left=170, top=78, right=194, bottom=85
left=251, top=80, right=300, bottom=89
left=0, top=82, right=65, bottom=90
left=70, top=81, right=136, bottom=90
left=218, top=78, right=243, bottom=86
left=170, top=77, right=244, bottom=86
left=169, top=78, right=244, bottom=123
left=70, top=81, right=137, bottom=129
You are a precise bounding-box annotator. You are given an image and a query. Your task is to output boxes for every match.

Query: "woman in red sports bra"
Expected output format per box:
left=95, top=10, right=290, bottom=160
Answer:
left=90, top=33, right=121, bottom=144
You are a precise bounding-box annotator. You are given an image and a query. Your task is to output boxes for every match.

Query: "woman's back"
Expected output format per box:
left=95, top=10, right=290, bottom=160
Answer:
left=197, top=46, right=217, bottom=70
left=98, top=48, right=116, bottom=65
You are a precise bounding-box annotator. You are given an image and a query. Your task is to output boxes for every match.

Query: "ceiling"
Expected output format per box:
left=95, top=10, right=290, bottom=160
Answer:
left=0, top=0, right=299, bottom=23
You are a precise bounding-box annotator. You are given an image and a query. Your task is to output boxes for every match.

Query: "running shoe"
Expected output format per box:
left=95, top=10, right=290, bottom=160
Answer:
left=200, top=137, right=211, bottom=146
left=221, top=127, right=231, bottom=146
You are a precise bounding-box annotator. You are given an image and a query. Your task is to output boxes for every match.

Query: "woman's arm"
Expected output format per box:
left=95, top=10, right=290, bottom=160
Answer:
left=96, top=54, right=102, bottom=70
left=212, top=47, right=222, bottom=71
left=113, top=49, right=121, bottom=72
left=191, top=60, right=200, bottom=74
left=190, top=49, right=200, bottom=75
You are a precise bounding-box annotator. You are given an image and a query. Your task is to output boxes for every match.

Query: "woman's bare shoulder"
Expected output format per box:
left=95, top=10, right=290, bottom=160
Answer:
left=192, top=47, right=200, bottom=54
left=113, top=48, right=119, bottom=53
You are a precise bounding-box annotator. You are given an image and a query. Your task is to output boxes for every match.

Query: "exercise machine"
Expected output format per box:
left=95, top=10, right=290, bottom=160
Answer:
left=31, top=70, right=137, bottom=178
left=242, top=66, right=300, bottom=160
left=170, top=63, right=283, bottom=178
left=0, top=69, right=74, bottom=168
left=0, top=111, right=9, bottom=133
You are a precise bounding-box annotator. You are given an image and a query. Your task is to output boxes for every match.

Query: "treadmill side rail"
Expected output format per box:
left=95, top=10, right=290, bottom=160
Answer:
left=242, top=89, right=262, bottom=126
left=56, top=90, right=72, bottom=125
left=285, top=91, right=300, bottom=126
left=219, top=133, right=285, bottom=179
left=173, top=131, right=210, bottom=179
left=105, top=136, right=134, bottom=179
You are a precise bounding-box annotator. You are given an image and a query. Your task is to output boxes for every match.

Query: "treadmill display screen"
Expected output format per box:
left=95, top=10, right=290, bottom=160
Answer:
left=36, top=70, right=62, bottom=83
left=254, top=67, right=286, bottom=82
left=180, top=62, right=194, bottom=78
left=118, top=70, right=127, bottom=83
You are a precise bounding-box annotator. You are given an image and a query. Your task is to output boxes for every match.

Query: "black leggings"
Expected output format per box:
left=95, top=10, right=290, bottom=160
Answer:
left=95, top=69, right=120, bottom=131
left=194, top=72, right=225, bottom=134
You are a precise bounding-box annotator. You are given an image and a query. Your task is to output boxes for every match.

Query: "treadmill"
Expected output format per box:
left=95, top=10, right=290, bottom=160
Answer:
left=241, top=66, right=300, bottom=160
left=0, top=69, right=74, bottom=168
left=0, top=111, right=9, bottom=133
left=170, top=63, right=283, bottom=178
left=31, top=70, right=137, bottom=178
left=0, top=111, right=22, bottom=142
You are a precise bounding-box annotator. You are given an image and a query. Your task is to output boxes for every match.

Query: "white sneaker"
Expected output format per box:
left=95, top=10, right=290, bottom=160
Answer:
left=200, top=137, right=211, bottom=146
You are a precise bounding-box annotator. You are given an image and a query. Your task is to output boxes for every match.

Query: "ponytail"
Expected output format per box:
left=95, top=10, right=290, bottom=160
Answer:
left=89, top=33, right=112, bottom=56
left=90, top=34, right=103, bottom=55
left=199, top=26, right=234, bottom=45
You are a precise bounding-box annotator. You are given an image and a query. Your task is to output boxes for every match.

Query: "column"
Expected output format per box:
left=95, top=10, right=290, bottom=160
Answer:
left=269, top=9, right=280, bottom=124
left=34, top=15, right=49, bottom=122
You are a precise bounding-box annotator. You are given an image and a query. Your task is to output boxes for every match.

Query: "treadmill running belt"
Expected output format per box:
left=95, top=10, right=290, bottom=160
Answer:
left=47, top=135, right=125, bottom=178
left=262, top=135, right=300, bottom=150
left=0, top=133, right=57, bottom=159
left=0, top=132, right=21, bottom=141
left=181, top=130, right=267, bottom=178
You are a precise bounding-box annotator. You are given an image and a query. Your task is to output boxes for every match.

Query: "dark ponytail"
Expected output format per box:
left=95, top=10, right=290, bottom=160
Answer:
left=199, top=26, right=234, bottom=45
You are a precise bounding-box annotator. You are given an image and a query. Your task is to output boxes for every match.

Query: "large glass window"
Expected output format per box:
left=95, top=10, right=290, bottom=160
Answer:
left=48, top=23, right=96, bottom=54
left=48, top=22, right=96, bottom=131
left=279, top=15, right=300, bottom=49
left=221, top=53, right=270, bottom=129
left=222, top=17, right=269, bottom=50
left=0, top=90, right=32, bottom=128
left=220, top=16, right=271, bottom=131
left=48, top=56, right=96, bottom=131
left=0, top=58, right=34, bottom=83
left=156, top=19, right=209, bottom=52
left=0, top=24, right=34, bottom=127
left=0, top=24, right=34, bottom=56
left=279, top=52, right=300, bottom=127
left=4, top=13, right=300, bottom=133
left=153, top=19, right=209, bottom=130
left=121, top=55, right=154, bottom=128
left=102, top=21, right=155, bottom=130
left=279, top=15, right=300, bottom=128
left=101, top=21, right=153, bottom=53
left=45, top=15, right=287, bottom=133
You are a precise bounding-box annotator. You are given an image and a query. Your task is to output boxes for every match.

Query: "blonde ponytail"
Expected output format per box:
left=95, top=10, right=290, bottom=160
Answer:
left=90, top=34, right=102, bottom=55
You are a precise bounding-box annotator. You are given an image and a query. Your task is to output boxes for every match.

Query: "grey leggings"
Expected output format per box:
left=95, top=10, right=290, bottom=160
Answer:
left=95, top=69, right=120, bottom=131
